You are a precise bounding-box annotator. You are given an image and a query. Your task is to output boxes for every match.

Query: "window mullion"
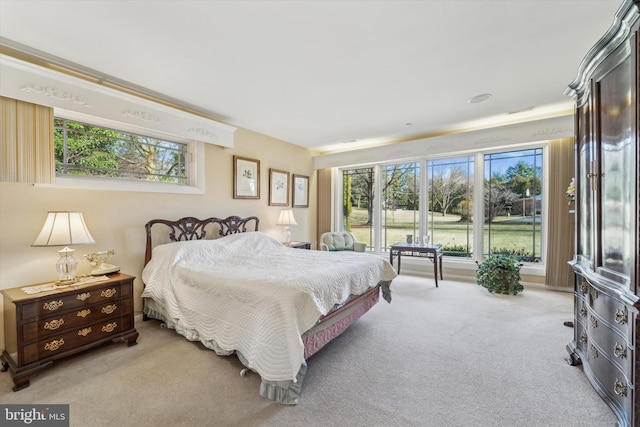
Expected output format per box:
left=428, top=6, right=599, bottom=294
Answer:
left=473, top=152, right=485, bottom=262
left=420, top=159, right=428, bottom=239
left=373, top=165, right=382, bottom=253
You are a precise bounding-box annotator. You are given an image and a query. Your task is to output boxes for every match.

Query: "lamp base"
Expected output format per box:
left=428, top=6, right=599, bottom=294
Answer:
left=56, top=247, right=78, bottom=283
left=282, top=226, right=291, bottom=245
left=54, top=278, right=78, bottom=286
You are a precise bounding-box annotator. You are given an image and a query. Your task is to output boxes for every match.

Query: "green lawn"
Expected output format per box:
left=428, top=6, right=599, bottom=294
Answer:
left=346, top=207, right=541, bottom=260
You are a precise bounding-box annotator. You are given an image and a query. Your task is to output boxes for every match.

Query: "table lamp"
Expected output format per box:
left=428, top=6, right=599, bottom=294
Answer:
left=276, top=209, right=297, bottom=245
left=32, top=211, right=96, bottom=284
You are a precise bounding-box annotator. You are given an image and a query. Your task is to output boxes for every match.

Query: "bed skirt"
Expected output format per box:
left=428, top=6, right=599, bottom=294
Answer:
left=143, top=280, right=392, bottom=404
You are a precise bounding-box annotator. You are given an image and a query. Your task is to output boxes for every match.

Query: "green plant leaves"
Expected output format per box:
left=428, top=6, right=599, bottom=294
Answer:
left=476, top=255, right=524, bottom=295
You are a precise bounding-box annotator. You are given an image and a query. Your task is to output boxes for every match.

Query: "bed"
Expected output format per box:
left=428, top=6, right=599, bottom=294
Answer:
left=141, top=215, right=396, bottom=404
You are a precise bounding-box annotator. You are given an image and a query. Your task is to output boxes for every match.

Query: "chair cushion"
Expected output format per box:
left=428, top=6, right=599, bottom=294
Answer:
left=321, top=232, right=356, bottom=251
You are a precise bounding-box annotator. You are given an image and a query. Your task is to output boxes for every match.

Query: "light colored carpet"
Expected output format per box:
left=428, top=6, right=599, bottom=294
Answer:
left=1, top=275, right=616, bottom=427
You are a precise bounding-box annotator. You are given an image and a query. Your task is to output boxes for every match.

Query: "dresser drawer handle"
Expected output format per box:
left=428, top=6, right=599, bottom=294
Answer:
left=78, top=327, right=92, bottom=337
left=590, top=316, right=598, bottom=328
left=589, top=288, right=598, bottom=300
left=102, top=322, right=117, bottom=333
left=44, top=338, right=65, bottom=351
left=579, top=304, right=587, bottom=317
left=44, top=319, right=65, bottom=330
left=101, top=288, right=117, bottom=298
left=613, top=343, right=627, bottom=359
left=579, top=333, right=587, bottom=344
left=590, top=345, right=598, bottom=359
left=102, top=304, right=117, bottom=314
left=77, top=309, right=91, bottom=318
left=614, top=309, right=628, bottom=325
left=579, top=283, right=588, bottom=294
left=613, top=379, right=627, bottom=397
left=43, top=300, right=64, bottom=311
left=76, top=292, right=91, bottom=301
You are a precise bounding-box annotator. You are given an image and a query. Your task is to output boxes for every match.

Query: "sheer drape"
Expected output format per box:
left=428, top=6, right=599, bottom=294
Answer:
left=545, top=137, right=575, bottom=288
left=1, top=96, right=55, bottom=184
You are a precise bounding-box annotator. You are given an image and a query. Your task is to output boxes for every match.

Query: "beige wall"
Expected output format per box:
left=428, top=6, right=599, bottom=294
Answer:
left=0, top=127, right=316, bottom=349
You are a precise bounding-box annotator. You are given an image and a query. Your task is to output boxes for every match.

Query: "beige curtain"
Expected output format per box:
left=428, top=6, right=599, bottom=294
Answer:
left=545, top=137, right=575, bottom=288
left=316, top=168, right=333, bottom=247
left=1, top=96, right=55, bottom=184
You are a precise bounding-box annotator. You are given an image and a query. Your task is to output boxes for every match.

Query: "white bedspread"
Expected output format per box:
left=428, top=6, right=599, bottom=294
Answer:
left=141, top=231, right=397, bottom=382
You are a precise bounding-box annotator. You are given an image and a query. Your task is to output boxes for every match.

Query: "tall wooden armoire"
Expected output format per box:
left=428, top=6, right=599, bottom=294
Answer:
left=565, top=1, right=639, bottom=426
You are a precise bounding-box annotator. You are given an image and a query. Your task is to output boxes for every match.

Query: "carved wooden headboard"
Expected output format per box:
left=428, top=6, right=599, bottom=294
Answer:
left=144, top=215, right=260, bottom=266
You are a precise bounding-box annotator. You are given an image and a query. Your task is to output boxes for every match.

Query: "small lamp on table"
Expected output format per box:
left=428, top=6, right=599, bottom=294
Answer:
left=276, top=209, right=297, bottom=245
left=31, top=211, right=96, bottom=284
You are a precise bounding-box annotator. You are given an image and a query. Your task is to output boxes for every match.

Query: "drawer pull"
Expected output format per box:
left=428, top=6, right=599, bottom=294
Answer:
left=44, top=319, right=65, bottom=330
left=44, top=338, right=65, bottom=351
left=614, top=309, right=628, bottom=325
left=579, top=304, right=587, bottom=317
left=590, top=316, right=598, bottom=328
left=589, top=288, right=598, bottom=300
left=579, top=333, right=588, bottom=344
left=613, top=379, right=627, bottom=397
left=101, top=288, right=117, bottom=298
left=76, top=292, right=91, bottom=301
left=43, top=300, right=64, bottom=311
left=78, top=327, right=92, bottom=337
left=102, top=304, right=117, bottom=314
left=77, top=309, right=91, bottom=318
left=579, top=283, right=588, bottom=294
left=102, top=322, right=117, bottom=333
left=613, top=343, right=627, bottom=359
left=590, top=345, right=598, bottom=359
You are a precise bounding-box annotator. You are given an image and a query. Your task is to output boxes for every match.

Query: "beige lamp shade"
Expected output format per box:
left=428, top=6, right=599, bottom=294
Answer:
left=32, top=211, right=96, bottom=247
left=276, top=209, right=298, bottom=226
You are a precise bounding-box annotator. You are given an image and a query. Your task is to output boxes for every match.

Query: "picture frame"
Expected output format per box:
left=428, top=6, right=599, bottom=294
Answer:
left=269, top=168, right=289, bottom=206
left=233, top=156, right=260, bottom=199
left=292, top=174, right=309, bottom=208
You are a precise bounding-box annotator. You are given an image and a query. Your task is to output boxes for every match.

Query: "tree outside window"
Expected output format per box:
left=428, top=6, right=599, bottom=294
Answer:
left=54, top=118, right=188, bottom=184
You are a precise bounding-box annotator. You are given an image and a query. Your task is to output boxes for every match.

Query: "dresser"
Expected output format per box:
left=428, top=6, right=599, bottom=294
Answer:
left=565, top=1, right=639, bottom=426
left=1, top=273, right=138, bottom=391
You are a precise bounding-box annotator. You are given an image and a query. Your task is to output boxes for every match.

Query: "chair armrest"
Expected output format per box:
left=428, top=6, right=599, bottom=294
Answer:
left=320, top=243, right=329, bottom=251
left=353, top=242, right=366, bottom=252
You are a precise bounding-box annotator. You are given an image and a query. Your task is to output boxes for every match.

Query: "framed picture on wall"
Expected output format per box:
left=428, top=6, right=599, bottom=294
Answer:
left=233, top=156, right=260, bottom=199
left=269, top=168, right=289, bottom=206
left=292, top=174, right=309, bottom=208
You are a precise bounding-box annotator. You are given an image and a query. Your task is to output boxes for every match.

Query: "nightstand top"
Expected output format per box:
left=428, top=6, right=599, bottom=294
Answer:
left=1, top=273, right=134, bottom=302
left=286, top=241, right=311, bottom=249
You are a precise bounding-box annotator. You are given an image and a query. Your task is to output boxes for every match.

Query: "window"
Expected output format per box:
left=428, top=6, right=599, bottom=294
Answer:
left=381, top=162, right=419, bottom=251
left=428, top=156, right=474, bottom=258
left=338, top=145, right=545, bottom=265
left=54, top=118, right=188, bottom=184
left=483, top=148, right=543, bottom=262
left=343, top=167, right=374, bottom=249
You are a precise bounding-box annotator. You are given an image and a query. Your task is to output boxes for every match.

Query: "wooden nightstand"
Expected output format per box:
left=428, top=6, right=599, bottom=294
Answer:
left=1, top=273, right=138, bottom=391
left=287, top=241, right=311, bottom=249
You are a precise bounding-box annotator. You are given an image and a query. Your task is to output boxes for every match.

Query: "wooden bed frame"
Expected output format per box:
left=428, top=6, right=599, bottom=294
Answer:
left=142, top=215, right=383, bottom=361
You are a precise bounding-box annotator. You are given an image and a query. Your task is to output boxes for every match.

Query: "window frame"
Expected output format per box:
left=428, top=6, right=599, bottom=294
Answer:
left=39, top=109, right=205, bottom=195
left=336, top=142, right=549, bottom=273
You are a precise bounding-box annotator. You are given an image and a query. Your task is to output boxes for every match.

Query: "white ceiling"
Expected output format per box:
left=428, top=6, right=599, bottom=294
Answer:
left=0, top=0, right=623, bottom=153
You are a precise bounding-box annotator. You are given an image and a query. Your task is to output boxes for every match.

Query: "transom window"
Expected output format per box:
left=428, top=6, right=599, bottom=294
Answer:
left=54, top=118, right=188, bottom=184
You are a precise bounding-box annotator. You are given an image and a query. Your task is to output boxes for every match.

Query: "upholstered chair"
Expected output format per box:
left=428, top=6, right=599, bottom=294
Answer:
left=319, top=231, right=366, bottom=252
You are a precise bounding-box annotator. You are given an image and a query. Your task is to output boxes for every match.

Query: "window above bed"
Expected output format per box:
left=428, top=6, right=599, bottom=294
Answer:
left=55, top=117, right=189, bottom=185
left=47, top=112, right=205, bottom=194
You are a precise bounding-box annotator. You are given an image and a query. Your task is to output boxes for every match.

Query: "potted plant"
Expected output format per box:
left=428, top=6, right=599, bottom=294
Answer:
left=476, top=255, right=524, bottom=295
